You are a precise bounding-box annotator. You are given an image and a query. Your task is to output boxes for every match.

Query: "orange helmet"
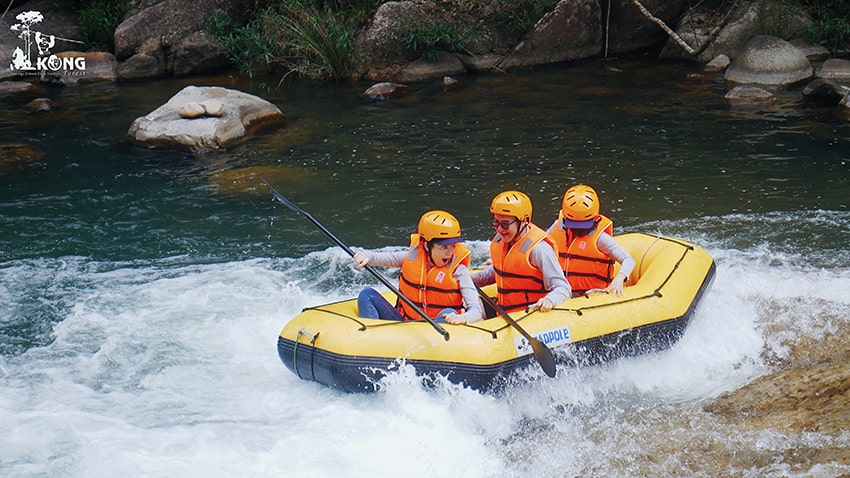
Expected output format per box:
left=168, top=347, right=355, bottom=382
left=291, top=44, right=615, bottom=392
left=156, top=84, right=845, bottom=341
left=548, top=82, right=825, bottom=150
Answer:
left=490, top=190, right=532, bottom=222
left=418, top=210, right=463, bottom=244
left=562, top=184, right=599, bottom=228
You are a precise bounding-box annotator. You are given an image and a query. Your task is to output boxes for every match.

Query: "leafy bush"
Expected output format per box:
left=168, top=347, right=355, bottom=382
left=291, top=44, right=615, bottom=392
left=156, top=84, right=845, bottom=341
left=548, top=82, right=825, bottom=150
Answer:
left=801, top=0, right=850, bottom=52
left=79, top=0, right=128, bottom=52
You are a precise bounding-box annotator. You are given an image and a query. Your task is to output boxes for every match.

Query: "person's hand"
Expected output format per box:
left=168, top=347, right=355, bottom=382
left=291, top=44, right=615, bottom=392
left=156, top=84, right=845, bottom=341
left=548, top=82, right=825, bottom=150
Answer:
left=353, top=251, right=369, bottom=269
left=443, top=312, right=466, bottom=324
left=530, top=297, right=554, bottom=312
left=605, top=273, right=627, bottom=296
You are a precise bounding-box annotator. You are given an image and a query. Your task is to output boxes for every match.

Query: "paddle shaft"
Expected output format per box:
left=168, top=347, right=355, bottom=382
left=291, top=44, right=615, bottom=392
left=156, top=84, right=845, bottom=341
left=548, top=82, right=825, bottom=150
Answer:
left=474, top=285, right=556, bottom=377
left=262, top=178, right=450, bottom=341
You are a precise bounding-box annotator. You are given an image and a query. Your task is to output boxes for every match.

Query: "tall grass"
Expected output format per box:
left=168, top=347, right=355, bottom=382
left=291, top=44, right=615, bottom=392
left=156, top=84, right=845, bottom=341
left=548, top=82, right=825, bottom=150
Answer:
left=206, top=0, right=375, bottom=80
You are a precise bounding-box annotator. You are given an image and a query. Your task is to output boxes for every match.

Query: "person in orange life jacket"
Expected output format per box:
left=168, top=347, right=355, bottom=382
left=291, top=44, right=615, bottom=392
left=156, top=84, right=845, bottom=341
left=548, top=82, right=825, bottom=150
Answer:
left=352, top=210, right=484, bottom=324
left=547, top=184, right=636, bottom=296
left=469, top=191, right=571, bottom=317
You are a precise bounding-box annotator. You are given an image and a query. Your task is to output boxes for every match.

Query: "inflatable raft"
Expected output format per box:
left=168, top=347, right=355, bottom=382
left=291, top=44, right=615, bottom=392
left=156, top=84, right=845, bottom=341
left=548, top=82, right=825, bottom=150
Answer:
left=277, top=233, right=715, bottom=392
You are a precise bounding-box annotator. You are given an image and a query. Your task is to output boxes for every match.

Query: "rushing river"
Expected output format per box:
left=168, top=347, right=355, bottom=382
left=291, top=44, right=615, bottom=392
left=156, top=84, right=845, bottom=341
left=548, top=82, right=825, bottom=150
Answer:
left=1, top=57, right=849, bottom=477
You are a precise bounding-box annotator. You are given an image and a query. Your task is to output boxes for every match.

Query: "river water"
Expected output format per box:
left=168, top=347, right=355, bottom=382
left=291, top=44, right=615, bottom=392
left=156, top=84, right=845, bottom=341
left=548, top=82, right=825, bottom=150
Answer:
left=1, top=57, right=849, bottom=477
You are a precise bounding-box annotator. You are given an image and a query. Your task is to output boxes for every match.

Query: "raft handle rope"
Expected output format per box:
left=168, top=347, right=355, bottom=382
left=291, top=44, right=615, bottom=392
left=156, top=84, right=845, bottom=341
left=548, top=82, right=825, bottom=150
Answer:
left=293, top=328, right=319, bottom=379
left=545, top=234, right=692, bottom=314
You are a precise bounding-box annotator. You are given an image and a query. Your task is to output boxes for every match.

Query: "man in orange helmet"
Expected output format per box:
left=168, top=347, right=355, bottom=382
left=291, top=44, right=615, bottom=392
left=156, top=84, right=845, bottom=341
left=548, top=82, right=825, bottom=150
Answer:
left=468, top=191, right=570, bottom=317
left=353, top=210, right=483, bottom=324
left=548, top=184, right=635, bottom=296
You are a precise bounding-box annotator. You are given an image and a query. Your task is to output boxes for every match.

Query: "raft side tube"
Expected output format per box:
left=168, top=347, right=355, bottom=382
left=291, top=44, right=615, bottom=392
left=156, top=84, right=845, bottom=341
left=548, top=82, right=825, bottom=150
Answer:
left=277, top=335, right=533, bottom=393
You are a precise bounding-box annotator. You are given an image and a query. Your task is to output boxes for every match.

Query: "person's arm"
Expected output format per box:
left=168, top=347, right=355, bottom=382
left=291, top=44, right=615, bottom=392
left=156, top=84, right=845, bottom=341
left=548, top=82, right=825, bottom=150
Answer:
left=529, top=241, right=571, bottom=311
left=352, top=249, right=407, bottom=269
left=443, top=265, right=484, bottom=324
left=469, top=264, right=495, bottom=287
left=597, top=233, right=635, bottom=296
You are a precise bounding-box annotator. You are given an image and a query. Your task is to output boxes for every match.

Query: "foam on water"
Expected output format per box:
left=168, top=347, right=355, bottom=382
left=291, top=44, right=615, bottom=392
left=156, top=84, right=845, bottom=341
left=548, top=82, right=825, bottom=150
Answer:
left=1, top=212, right=849, bottom=477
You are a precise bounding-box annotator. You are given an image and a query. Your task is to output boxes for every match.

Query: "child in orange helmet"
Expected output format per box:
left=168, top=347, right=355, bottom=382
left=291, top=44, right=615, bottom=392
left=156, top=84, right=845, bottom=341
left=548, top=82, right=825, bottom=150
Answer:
left=353, top=210, right=483, bottom=324
left=548, top=184, right=635, bottom=296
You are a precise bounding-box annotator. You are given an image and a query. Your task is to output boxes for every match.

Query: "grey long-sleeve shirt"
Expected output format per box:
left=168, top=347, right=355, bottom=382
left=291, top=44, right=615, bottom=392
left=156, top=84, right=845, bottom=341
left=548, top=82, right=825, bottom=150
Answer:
left=470, top=238, right=572, bottom=307
left=357, top=249, right=484, bottom=324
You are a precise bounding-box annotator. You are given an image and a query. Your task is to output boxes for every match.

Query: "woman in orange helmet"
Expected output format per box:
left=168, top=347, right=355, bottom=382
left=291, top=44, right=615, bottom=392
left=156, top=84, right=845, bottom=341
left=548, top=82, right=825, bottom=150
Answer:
left=353, top=210, right=483, bottom=324
left=548, top=184, right=635, bottom=296
left=470, top=190, right=570, bottom=316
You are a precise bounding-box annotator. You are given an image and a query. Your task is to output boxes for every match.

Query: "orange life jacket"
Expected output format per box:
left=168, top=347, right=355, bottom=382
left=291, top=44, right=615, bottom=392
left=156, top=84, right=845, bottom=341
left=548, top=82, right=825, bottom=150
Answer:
left=552, top=214, right=615, bottom=295
left=396, top=234, right=471, bottom=321
left=490, top=224, right=555, bottom=313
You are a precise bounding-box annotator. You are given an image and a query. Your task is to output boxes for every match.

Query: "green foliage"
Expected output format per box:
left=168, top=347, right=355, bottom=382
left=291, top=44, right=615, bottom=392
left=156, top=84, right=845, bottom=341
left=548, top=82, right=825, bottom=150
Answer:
left=78, top=0, right=128, bottom=52
left=494, top=0, right=558, bottom=38
left=399, top=11, right=482, bottom=61
left=206, top=0, right=379, bottom=80
left=756, top=0, right=801, bottom=37
left=801, top=0, right=850, bottom=52
left=206, top=0, right=562, bottom=80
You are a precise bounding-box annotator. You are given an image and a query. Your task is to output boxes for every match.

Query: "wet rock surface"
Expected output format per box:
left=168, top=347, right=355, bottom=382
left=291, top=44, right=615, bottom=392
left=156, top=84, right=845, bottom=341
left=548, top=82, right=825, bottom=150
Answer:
left=706, top=316, right=850, bottom=443
left=126, top=85, right=285, bottom=153
left=724, top=35, right=813, bottom=86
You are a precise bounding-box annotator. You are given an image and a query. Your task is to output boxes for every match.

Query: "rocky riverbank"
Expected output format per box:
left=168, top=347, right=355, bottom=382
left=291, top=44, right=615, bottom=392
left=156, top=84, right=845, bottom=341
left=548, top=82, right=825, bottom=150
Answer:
left=0, top=0, right=830, bottom=83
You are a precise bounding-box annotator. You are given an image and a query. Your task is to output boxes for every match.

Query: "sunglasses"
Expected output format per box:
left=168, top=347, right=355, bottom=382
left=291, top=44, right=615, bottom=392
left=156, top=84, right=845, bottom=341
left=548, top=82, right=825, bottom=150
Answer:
left=492, top=218, right=519, bottom=230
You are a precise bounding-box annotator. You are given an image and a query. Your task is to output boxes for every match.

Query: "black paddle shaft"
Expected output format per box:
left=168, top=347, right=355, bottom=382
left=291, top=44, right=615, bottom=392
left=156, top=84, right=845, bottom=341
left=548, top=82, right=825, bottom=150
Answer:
left=262, top=178, right=450, bottom=341
left=474, top=285, right=556, bottom=377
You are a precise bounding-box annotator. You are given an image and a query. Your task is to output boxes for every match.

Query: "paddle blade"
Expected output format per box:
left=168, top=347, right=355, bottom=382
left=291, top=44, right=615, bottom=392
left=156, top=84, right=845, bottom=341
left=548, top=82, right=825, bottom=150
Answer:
left=530, top=338, right=557, bottom=377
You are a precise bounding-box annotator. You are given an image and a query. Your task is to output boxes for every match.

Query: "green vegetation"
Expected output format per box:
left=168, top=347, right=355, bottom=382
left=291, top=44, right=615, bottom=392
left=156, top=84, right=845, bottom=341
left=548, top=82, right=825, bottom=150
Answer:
left=78, top=0, right=128, bottom=51
left=205, top=0, right=379, bottom=80
left=398, top=11, right=482, bottom=61
left=495, top=0, right=558, bottom=40
left=756, top=0, right=804, bottom=38
left=194, top=0, right=850, bottom=80
left=801, top=0, right=850, bottom=53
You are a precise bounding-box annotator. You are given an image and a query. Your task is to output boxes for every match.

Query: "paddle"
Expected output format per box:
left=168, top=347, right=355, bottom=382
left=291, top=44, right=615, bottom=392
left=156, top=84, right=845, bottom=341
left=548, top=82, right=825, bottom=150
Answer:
left=261, top=178, right=450, bottom=341
left=474, top=285, right=556, bottom=377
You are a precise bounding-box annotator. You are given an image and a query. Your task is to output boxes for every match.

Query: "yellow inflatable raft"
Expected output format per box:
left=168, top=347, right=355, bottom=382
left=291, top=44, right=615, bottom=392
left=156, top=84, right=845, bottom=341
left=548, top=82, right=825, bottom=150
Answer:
left=277, top=233, right=715, bottom=392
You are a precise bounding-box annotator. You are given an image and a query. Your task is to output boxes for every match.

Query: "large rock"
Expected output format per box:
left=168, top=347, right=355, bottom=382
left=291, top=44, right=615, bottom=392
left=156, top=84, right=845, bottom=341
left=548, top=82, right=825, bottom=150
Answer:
left=802, top=78, right=850, bottom=106
left=606, top=0, right=691, bottom=56
left=0, top=80, right=39, bottom=97
left=724, top=35, right=812, bottom=86
left=393, top=52, right=466, bottom=82
left=724, top=85, right=775, bottom=105
left=114, top=0, right=238, bottom=78
left=358, top=1, right=420, bottom=66
left=126, top=86, right=285, bottom=153
left=497, top=0, right=602, bottom=70
left=816, top=58, right=850, bottom=82
left=706, top=353, right=850, bottom=436
left=661, top=1, right=813, bottom=62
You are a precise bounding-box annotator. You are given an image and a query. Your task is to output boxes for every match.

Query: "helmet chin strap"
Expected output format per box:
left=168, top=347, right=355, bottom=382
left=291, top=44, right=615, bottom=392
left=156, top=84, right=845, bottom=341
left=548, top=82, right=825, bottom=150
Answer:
left=422, top=238, right=438, bottom=266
